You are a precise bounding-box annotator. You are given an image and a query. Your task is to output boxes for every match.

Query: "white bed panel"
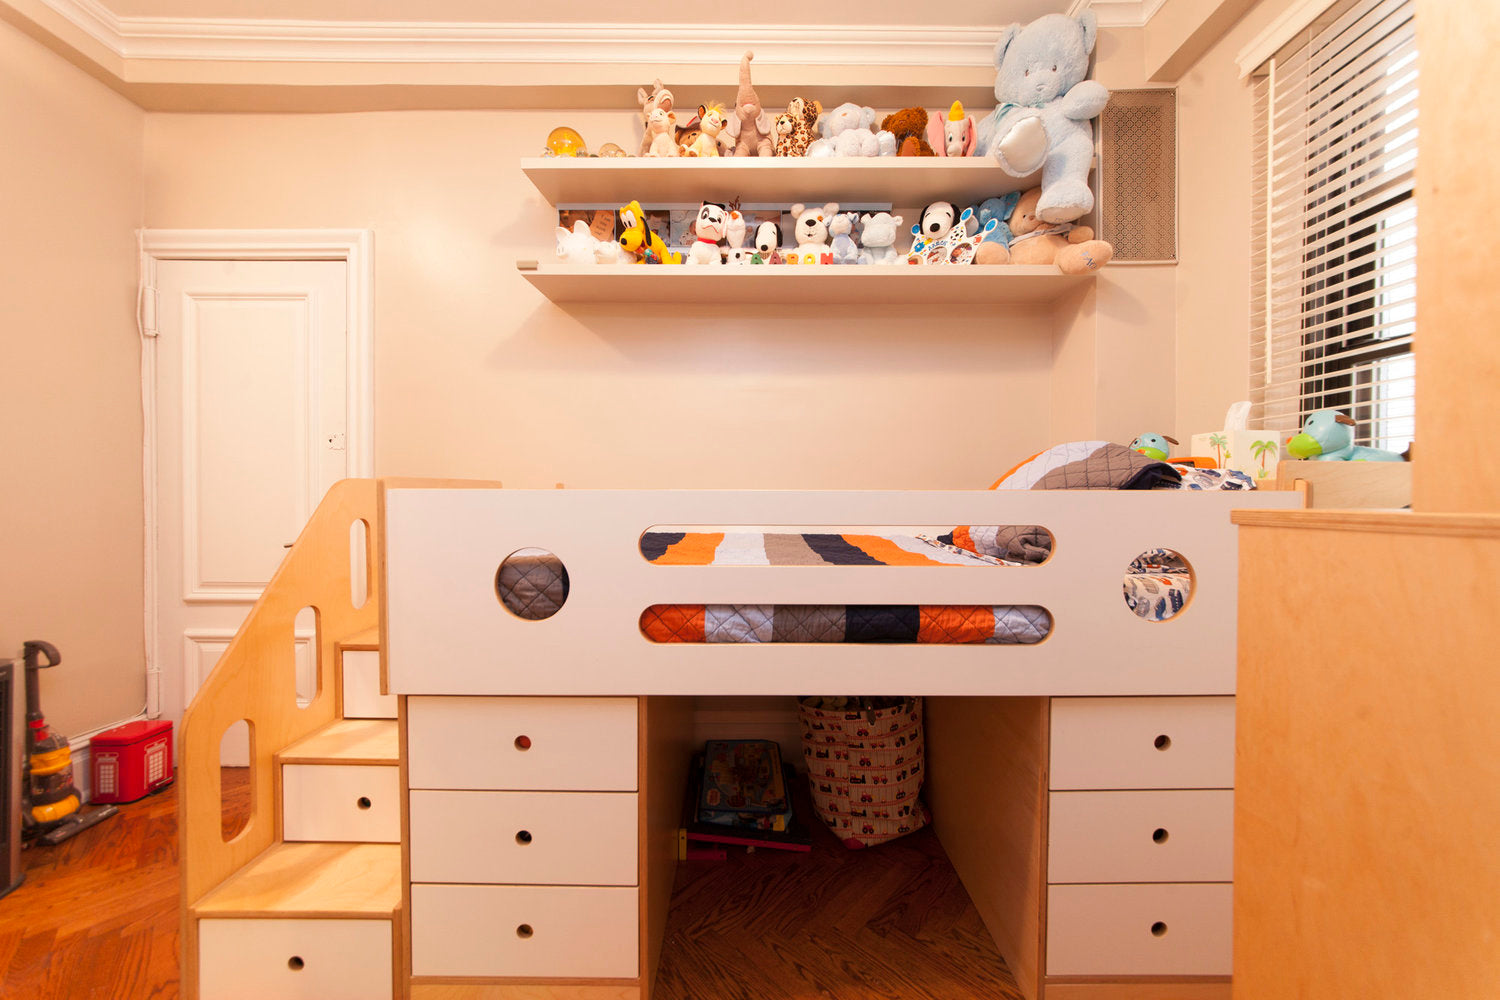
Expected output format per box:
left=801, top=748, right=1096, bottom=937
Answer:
left=383, top=489, right=1301, bottom=697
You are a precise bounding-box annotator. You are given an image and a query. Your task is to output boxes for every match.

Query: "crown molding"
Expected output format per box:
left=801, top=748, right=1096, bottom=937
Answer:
left=35, top=0, right=1009, bottom=65
left=1071, top=0, right=1168, bottom=28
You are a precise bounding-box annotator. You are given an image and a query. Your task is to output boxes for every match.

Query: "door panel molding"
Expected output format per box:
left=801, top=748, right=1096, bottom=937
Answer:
left=140, top=229, right=374, bottom=721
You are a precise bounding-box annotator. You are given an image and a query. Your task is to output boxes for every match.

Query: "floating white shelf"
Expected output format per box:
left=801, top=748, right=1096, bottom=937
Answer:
left=516, top=262, right=1089, bottom=305
left=521, top=157, right=1040, bottom=208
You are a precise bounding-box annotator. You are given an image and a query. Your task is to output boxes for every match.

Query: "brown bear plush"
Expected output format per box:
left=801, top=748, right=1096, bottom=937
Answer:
left=988, top=187, right=1113, bottom=273
left=880, top=108, right=935, bottom=156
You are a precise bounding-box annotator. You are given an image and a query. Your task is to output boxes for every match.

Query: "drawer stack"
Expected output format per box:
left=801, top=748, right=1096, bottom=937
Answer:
left=1046, top=697, right=1236, bottom=980
left=406, top=695, right=642, bottom=981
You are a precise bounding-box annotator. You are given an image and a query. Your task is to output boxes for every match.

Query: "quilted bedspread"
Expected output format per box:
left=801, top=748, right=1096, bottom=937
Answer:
left=639, top=530, right=1052, bottom=645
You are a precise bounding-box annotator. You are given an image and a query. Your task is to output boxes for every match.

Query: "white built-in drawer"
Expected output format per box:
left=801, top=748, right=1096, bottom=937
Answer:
left=410, top=790, right=638, bottom=885
left=341, top=649, right=396, bottom=719
left=1050, top=697, right=1235, bottom=790
left=282, top=764, right=400, bottom=843
left=1046, top=882, right=1232, bottom=976
left=199, top=917, right=392, bottom=1000
left=410, top=884, right=638, bottom=979
left=407, top=696, right=638, bottom=791
left=1047, top=789, right=1234, bottom=884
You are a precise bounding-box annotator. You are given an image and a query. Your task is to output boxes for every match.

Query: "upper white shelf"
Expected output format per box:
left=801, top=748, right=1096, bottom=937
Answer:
left=521, top=157, right=1041, bottom=208
left=517, top=263, right=1089, bottom=305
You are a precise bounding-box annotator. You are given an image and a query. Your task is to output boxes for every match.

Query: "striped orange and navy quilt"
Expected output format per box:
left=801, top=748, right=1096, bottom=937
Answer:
left=638, top=531, right=1053, bottom=645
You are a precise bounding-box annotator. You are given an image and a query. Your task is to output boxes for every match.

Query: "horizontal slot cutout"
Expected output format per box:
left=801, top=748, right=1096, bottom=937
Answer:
left=640, top=604, right=1051, bottom=645
left=639, top=525, right=1053, bottom=567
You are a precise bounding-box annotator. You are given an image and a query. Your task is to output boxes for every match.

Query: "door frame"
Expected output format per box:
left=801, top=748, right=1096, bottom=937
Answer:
left=138, top=229, right=375, bottom=719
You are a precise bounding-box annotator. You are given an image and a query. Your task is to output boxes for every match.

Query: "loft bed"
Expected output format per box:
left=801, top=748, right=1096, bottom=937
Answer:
left=185, top=472, right=1377, bottom=1000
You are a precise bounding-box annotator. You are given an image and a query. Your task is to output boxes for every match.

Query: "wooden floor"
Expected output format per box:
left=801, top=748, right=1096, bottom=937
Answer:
left=0, top=770, right=247, bottom=1000
left=655, top=812, right=1025, bottom=1000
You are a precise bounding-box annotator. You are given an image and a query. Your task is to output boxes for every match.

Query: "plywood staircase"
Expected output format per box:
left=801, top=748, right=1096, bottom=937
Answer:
left=180, top=482, right=404, bottom=1000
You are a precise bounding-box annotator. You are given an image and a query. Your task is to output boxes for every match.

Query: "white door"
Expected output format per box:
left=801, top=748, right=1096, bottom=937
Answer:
left=153, top=259, right=350, bottom=761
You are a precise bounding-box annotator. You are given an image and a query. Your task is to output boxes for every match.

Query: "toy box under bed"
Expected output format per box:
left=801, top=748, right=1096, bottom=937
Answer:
left=382, top=486, right=1301, bottom=698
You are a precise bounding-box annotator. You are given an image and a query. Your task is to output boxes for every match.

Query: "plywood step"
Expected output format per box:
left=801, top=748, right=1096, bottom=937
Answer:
left=192, top=842, right=401, bottom=918
left=340, top=627, right=381, bottom=651
left=279, top=719, right=398, bottom=765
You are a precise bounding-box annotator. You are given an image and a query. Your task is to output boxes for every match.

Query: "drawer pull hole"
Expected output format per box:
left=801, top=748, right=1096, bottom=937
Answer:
left=1151, top=921, right=1168, bottom=937
left=516, top=829, right=533, bottom=845
left=1154, top=734, right=1172, bottom=751
left=514, top=735, right=532, bottom=751
left=516, top=924, right=534, bottom=939
left=288, top=956, right=305, bottom=971
left=1152, top=827, right=1169, bottom=844
left=357, top=796, right=372, bottom=810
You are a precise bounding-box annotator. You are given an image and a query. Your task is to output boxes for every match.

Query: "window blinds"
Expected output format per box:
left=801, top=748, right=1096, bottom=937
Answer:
left=1250, top=0, right=1417, bottom=452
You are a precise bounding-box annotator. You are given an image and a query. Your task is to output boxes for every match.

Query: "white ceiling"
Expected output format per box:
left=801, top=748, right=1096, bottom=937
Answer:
left=102, top=0, right=1075, bottom=26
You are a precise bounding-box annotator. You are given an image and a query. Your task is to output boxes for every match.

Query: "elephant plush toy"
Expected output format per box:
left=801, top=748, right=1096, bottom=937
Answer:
left=975, top=11, right=1109, bottom=224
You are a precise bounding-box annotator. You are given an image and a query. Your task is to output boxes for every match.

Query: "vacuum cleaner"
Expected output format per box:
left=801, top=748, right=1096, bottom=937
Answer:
left=21, top=641, right=117, bottom=846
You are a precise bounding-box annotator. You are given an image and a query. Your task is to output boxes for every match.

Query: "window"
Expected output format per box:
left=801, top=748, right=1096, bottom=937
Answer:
left=1251, top=0, right=1417, bottom=453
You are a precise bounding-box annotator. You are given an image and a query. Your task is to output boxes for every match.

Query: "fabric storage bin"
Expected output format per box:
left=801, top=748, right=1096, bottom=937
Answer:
left=798, top=696, right=927, bottom=848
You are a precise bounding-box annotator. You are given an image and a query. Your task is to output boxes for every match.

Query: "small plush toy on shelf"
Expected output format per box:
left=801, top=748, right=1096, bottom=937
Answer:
left=636, top=80, right=675, bottom=157
left=680, top=104, right=731, bottom=157
left=724, top=203, right=752, bottom=264
left=829, top=213, right=861, bottom=265
left=1129, top=433, right=1179, bottom=462
left=806, top=103, right=897, bottom=157
left=907, top=208, right=1000, bottom=265
left=752, top=220, right=783, bottom=264
left=723, top=51, right=774, bottom=157
left=857, top=212, right=904, bottom=265
left=787, top=202, right=838, bottom=264
left=974, top=11, right=1110, bottom=224
left=617, top=200, right=681, bottom=264
left=927, top=102, right=977, bottom=157
left=642, top=104, right=679, bottom=157
left=881, top=108, right=936, bottom=156
left=991, top=187, right=1112, bottom=272
left=687, top=202, right=728, bottom=265
left=974, top=192, right=1022, bottom=264
left=1286, top=410, right=1407, bottom=461
left=773, top=97, right=822, bottom=156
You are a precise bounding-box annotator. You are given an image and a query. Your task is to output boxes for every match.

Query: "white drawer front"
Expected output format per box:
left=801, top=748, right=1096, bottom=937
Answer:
left=1047, top=882, right=1232, bottom=977
left=1050, top=697, right=1235, bottom=790
left=411, top=884, right=639, bottom=979
left=342, top=649, right=396, bottom=719
left=282, top=764, right=400, bottom=843
left=408, top=696, right=638, bottom=791
left=199, top=918, right=392, bottom=1000
left=410, top=790, right=638, bottom=885
left=1048, top=789, right=1234, bottom=884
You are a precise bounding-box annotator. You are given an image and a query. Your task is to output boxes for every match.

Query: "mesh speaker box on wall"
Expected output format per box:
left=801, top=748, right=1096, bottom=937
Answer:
left=1099, top=88, right=1178, bottom=262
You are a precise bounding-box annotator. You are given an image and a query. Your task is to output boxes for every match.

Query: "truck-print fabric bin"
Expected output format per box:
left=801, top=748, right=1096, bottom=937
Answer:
left=798, top=696, right=927, bottom=849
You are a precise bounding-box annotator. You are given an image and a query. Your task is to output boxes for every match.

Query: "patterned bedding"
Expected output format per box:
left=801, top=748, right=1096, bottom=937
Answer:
left=638, top=530, right=1050, bottom=645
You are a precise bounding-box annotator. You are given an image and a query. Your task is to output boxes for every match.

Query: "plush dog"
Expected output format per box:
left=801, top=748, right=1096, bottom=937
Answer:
left=687, top=202, right=728, bottom=265
left=753, top=220, right=783, bottom=264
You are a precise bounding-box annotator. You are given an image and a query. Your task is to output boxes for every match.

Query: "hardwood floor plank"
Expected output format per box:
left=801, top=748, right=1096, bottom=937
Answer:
left=0, top=769, right=247, bottom=1000
left=654, top=820, right=1024, bottom=1000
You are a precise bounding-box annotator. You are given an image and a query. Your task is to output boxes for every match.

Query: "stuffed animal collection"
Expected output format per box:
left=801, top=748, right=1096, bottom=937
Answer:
left=588, top=12, right=1107, bottom=169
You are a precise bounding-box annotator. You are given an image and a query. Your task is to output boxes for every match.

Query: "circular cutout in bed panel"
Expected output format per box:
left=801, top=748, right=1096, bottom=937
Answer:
left=496, top=548, right=569, bottom=621
left=1123, top=548, right=1194, bottom=621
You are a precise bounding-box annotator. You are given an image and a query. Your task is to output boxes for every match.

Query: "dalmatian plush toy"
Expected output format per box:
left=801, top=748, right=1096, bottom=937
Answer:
left=687, top=202, right=728, bottom=265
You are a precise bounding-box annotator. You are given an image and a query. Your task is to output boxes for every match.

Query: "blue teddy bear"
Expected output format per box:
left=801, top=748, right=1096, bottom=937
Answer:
left=975, top=12, right=1109, bottom=225
left=1286, top=410, right=1405, bottom=461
